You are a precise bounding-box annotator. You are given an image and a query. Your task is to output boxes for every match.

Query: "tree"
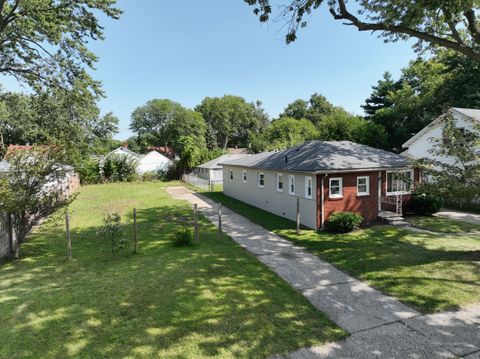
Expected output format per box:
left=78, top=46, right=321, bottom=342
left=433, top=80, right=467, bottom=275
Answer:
left=195, top=95, right=269, bottom=149
left=418, top=115, right=480, bottom=208
left=364, top=50, right=480, bottom=151
left=130, top=99, right=206, bottom=151
left=0, top=0, right=121, bottom=96
left=0, top=146, right=73, bottom=259
left=245, top=1, right=480, bottom=63
left=280, top=93, right=346, bottom=126
left=264, top=117, right=319, bottom=150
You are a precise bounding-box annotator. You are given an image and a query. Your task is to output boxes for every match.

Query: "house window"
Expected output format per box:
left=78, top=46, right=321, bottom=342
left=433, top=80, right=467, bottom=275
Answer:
left=288, top=175, right=295, bottom=195
left=329, top=177, right=343, bottom=198
left=386, top=170, right=413, bottom=195
left=242, top=170, right=247, bottom=183
left=277, top=173, right=284, bottom=192
left=357, top=176, right=370, bottom=196
left=258, top=172, right=265, bottom=188
left=229, top=170, right=233, bottom=181
left=305, top=176, right=313, bottom=199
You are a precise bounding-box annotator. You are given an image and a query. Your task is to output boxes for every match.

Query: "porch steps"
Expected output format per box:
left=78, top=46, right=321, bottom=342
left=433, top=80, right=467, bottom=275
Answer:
left=378, top=211, right=410, bottom=227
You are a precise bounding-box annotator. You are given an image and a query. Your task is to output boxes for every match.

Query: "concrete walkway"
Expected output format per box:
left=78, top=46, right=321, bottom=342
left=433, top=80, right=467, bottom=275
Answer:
left=437, top=209, right=480, bottom=226
left=166, top=187, right=480, bottom=359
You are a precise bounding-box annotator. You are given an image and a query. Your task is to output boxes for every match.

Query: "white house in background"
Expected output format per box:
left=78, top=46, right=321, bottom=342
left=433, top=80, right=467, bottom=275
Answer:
left=137, top=151, right=172, bottom=174
left=106, top=147, right=143, bottom=161
left=195, top=154, right=249, bottom=184
left=402, top=107, right=480, bottom=164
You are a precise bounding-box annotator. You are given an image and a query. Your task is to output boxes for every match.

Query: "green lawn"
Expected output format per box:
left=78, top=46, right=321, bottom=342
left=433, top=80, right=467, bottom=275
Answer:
left=204, top=192, right=480, bottom=314
left=405, top=215, right=480, bottom=233
left=0, top=182, right=345, bottom=359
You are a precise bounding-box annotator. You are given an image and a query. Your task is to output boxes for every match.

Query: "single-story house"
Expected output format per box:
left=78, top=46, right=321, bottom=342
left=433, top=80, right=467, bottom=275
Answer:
left=137, top=150, right=172, bottom=174
left=220, top=141, right=420, bottom=230
left=402, top=107, right=480, bottom=164
left=106, top=147, right=172, bottom=174
left=195, top=154, right=249, bottom=184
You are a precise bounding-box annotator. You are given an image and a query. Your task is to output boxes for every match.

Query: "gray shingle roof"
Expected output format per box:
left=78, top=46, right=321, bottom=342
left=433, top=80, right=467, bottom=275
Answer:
left=220, top=141, right=411, bottom=172
left=197, top=154, right=249, bottom=169
left=452, top=107, right=480, bottom=121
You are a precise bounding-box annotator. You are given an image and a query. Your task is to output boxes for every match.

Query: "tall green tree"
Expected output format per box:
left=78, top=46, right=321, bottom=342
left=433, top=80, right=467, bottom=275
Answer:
left=280, top=93, right=343, bottom=126
left=263, top=117, right=319, bottom=151
left=195, top=95, right=268, bottom=149
left=130, top=99, right=206, bottom=151
left=245, top=1, right=480, bottom=63
left=0, top=0, right=121, bottom=96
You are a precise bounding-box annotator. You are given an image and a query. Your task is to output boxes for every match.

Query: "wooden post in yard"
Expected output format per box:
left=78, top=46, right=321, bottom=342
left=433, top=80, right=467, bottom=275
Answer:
left=65, top=211, right=72, bottom=260
left=193, top=203, right=199, bottom=241
left=133, top=208, right=138, bottom=253
left=218, top=202, right=222, bottom=239
left=296, top=198, right=301, bottom=235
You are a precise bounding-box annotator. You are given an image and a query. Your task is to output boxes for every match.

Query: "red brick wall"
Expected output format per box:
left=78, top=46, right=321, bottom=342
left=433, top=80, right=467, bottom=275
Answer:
left=317, top=169, right=421, bottom=229
left=317, top=171, right=381, bottom=229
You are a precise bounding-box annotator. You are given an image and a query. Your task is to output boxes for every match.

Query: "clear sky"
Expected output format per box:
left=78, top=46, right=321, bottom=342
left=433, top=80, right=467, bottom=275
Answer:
left=2, top=0, right=418, bottom=139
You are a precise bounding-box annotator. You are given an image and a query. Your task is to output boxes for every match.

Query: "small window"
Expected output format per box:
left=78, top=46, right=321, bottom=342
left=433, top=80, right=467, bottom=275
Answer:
left=277, top=173, right=284, bottom=192
left=229, top=170, right=233, bottom=181
left=288, top=175, right=295, bottom=195
left=258, top=172, right=265, bottom=188
left=329, top=177, right=343, bottom=198
left=305, top=176, right=313, bottom=199
left=242, top=170, right=247, bottom=183
left=357, top=176, right=370, bottom=196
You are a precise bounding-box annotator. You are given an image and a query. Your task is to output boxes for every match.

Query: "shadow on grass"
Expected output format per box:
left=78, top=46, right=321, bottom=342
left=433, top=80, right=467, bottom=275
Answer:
left=0, top=201, right=344, bottom=359
left=202, top=191, right=480, bottom=313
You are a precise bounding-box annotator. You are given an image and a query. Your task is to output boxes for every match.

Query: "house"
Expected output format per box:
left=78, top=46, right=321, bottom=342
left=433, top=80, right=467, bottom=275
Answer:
left=146, top=146, right=178, bottom=159
left=106, top=147, right=143, bottom=161
left=137, top=150, right=172, bottom=174
left=195, top=154, right=249, bottom=184
left=402, top=107, right=480, bottom=164
left=220, top=141, right=420, bottom=230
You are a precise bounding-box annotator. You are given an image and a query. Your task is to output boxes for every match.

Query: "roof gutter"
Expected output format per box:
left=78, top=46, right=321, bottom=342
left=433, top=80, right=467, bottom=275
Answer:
left=220, top=164, right=413, bottom=174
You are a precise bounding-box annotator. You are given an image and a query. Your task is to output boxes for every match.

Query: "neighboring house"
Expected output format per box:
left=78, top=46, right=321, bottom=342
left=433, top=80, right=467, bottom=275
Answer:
left=227, top=147, right=248, bottom=155
left=402, top=107, right=480, bottom=164
left=106, top=147, right=143, bottom=162
left=195, top=154, right=249, bottom=184
left=137, top=150, right=172, bottom=174
left=146, top=146, right=178, bottom=160
left=221, top=141, right=420, bottom=230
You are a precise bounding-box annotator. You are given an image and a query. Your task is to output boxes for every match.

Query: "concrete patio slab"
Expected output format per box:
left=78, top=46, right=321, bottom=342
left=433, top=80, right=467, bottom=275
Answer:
left=303, top=281, right=419, bottom=333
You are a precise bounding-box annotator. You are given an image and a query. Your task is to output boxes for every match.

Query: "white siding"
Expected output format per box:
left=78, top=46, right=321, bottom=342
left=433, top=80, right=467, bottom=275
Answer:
left=222, top=165, right=318, bottom=229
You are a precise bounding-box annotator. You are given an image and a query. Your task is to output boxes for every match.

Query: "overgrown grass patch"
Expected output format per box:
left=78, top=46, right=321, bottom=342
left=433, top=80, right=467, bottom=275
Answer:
left=0, top=182, right=345, bottom=359
left=203, top=191, right=480, bottom=314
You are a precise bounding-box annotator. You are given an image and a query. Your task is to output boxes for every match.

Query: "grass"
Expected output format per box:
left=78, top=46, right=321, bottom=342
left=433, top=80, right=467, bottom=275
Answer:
left=405, top=215, right=480, bottom=233
left=203, top=191, right=480, bottom=314
left=0, top=182, right=345, bottom=359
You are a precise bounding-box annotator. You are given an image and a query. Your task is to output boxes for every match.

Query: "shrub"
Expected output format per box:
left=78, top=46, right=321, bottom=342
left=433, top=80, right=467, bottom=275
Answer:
left=411, top=192, right=444, bottom=215
left=173, top=227, right=194, bottom=246
left=102, top=155, right=138, bottom=183
left=140, top=171, right=164, bottom=182
left=325, top=212, right=363, bottom=233
left=77, top=158, right=101, bottom=184
left=97, top=213, right=129, bottom=254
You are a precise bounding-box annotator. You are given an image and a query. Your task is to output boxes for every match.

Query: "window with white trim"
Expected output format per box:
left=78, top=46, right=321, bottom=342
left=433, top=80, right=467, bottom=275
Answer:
left=329, top=177, right=343, bottom=198
left=276, top=173, right=284, bottom=192
left=305, top=176, right=313, bottom=199
left=229, top=170, right=233, bottom=181
left=258, top=172, right=265, bottom=188
left=242, top=170, right=247, bottom=182
left=288, top=175, right=295, bottom=195
left=357, top=176, right=370, bottom=196
left=386, top=170, right=413, bottom=195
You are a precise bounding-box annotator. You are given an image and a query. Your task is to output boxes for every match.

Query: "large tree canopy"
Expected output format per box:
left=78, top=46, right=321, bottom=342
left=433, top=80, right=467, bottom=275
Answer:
left=0, top=0, right=121, bottom=96
left=279, top=93, right=342, bottom=126
left=364, top=50, right=480, bottom=151
left=245, top=0, right=480, bottom=63
left=130, top=99, right=206, bottom=151
left=195, top=95, right=269, bottom=150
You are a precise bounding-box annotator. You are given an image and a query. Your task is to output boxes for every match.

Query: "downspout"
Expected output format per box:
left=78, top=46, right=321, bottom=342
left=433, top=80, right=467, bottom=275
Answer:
left=377, top=171, right=382, bottom=213
left=320, top=174, right=328, bottom=229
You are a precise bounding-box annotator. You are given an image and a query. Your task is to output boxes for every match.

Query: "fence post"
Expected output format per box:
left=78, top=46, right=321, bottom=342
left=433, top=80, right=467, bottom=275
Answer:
left=193, top=203, right=199, bottom=241
left=65, top=211, right=72, bottom=260
left=218, top=202, right=222, bottom=239
left=296, top=198, right=301, bottom=235
left=133, top=208, right=138, bottom=253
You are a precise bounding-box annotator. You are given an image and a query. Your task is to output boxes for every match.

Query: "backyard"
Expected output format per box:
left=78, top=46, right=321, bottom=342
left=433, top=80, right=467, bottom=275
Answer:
left=0, top=182, right=345, bottom=359
left=204, top=191, right=480, bottom=314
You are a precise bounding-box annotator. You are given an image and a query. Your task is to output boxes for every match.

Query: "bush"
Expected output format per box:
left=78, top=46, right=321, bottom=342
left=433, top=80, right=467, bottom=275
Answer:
left=173, top=227, right=194, bottom=246
left=77, top=158, right=101, bottom=184
left=411, top=192, right=444, bottom=215
left=325, top=212, right=363, bottom=233
left=102, top=155, right=138, bottom=182
left=140, top=171, right=164, bottom=182
left=97, top=213, right=129, bottom=254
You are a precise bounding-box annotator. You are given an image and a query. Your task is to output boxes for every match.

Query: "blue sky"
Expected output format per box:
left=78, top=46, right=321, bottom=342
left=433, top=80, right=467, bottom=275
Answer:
left=2, top=0, right=418, bottom=139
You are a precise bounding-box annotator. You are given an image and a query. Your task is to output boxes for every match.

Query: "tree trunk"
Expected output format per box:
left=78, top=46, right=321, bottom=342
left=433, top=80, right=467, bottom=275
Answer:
left=14, top=243, right=20, bottom=260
